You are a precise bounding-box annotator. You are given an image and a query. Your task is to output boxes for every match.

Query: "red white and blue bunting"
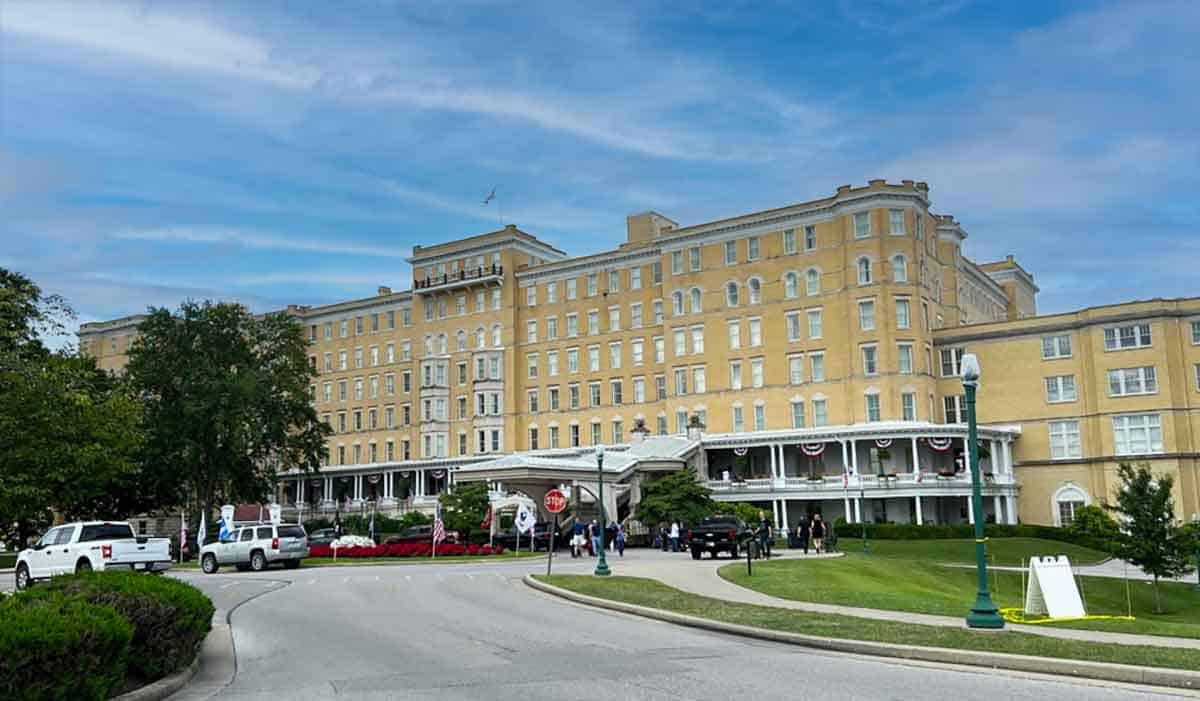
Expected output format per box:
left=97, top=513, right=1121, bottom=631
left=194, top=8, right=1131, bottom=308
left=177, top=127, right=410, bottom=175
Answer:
left=367, top=474, right=380, bottom=484
left=431, top=469, right=446, bottom=479
left=800, top=442, right=825, bottom=457
left=400, top=471, right=411, bottom=479
left=926, top=436, right=953, bottom=452
left=874, top=438, right=893, bottom=448
left=733, top=447, right=749, bottom=456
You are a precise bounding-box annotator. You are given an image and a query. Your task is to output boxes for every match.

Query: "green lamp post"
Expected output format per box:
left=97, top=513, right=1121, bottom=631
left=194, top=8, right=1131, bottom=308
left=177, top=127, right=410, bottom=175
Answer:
left=962, top=353, right=1004, bottom=629
left=594, top=444, right=611, bottom=577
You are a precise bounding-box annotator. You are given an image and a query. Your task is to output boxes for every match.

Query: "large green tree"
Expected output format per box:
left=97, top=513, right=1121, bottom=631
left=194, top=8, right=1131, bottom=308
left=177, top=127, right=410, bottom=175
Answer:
left=126, top=301, right=329, bottom=520
left=0, top=269, right=145, bottom=545
left=636, top=468, right=715, bottom=527
left=1109, top=463, right=1196, bottom=612
left=439, top=482, right=490, bottom=541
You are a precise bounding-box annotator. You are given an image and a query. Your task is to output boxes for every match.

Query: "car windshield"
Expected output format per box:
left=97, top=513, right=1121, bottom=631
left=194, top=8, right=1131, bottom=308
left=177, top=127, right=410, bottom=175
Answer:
left=79, top=523, right=135, bottom=542
left=277, top=526, right=305, bottom=539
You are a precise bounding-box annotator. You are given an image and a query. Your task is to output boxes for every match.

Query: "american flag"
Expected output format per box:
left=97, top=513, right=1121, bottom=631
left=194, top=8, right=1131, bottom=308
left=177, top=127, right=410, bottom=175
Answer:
left=432, top=502, right=446, bottom=545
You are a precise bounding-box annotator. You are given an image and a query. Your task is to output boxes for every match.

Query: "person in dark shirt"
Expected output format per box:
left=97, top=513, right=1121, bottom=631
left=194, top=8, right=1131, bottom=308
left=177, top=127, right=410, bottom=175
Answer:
left=810, top=514, right=826, bottom=554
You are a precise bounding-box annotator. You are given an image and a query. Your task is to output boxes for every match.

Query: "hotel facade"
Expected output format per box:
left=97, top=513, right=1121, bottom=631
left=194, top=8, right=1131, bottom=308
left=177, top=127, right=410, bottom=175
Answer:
left=80, top=180, right=1200, bottom=531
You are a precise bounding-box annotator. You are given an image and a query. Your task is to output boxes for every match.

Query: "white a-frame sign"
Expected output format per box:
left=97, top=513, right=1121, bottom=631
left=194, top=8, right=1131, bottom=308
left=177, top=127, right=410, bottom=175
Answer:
left=1024, top=555, right=1086, bottom=619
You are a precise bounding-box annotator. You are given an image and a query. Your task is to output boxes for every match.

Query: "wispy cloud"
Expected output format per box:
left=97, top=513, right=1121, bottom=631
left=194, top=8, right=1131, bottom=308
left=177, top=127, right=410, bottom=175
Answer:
left=112, top=228, right=413, bottom=259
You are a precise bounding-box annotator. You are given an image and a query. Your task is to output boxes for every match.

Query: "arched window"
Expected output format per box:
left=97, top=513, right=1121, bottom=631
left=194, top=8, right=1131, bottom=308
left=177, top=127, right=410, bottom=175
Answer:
left=857, top=257, right=872, bottom=285
left=456, top=330, right=466, bottom=352
left=747, top=278, right=762, bottom=304
left=1053, top=484, right=1089, bottom=527
left=725, top=281, right=740, bottom=307
left=690, top=287, right=702, bottom=313
left=672, top=290, right=684, bottom=316
left=784, top=272, right=799, bottom=299
left=805, top=268, right=820, bottom=296
left=475, top=327, right=485, bottom=348
left=437, top=333, right=447, bottom=355
left=491, top=324, right=502, bottom=347
left=892, top=254, right=908, bottom=283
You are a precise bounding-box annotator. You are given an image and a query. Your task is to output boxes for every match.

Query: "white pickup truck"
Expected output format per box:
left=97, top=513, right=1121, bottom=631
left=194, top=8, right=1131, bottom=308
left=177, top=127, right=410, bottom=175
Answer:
left=15, top=521, right=172, bottom=590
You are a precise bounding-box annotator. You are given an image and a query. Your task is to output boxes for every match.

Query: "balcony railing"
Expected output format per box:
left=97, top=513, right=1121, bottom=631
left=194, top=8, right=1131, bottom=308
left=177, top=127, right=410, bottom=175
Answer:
left=414, top=265, right=503, bottom=291
left=707, top=472, right=1014, bottom=493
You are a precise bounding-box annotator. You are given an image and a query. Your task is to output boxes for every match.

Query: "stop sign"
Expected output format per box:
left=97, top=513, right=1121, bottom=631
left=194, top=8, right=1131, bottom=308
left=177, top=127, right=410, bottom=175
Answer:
left=544, top=489, right=568, bottom=514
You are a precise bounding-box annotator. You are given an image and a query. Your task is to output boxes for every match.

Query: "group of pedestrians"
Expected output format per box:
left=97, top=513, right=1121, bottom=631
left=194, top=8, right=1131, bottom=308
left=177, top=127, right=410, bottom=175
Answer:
left=785, top=514, right=827, bottom=554
left=654, top=521, right=683, bottom=552
left=570, top=519, right=625, bottom=558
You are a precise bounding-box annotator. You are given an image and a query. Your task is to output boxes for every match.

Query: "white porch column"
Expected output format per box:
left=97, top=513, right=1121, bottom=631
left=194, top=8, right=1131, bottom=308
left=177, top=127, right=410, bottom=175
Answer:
left=993, top=495, right=1003, bottom=524
left=772, top=500, right=781, bottom=530
left=781, top=499, right=789, bottom=532
left=354, top=474, right=362, bottom=501
left=1004, top=441, right=1013, bottom=476
left=989, top=440, right=1000, bottom=475
left=967, top=495, right=975, bottom=524
left=854, top=497, right=862, bottom=523
left=914, top=495, right=923, bottom=525
left=297, top=479, right=304, bottom=504
left=1007, top=495, right=1018, bottom=525
left=777, top=444, right=785, bottom=478
left=841, top=440, right=849, bottom=475
left=324, top=477, right=332, bottom=502
left=911, top=437, right=920, bottom=476
left=844, top=495, right=852, bottom=523
left=769, top=443, right=778, bottom=479
left=850, top=439, right=859, bottom=477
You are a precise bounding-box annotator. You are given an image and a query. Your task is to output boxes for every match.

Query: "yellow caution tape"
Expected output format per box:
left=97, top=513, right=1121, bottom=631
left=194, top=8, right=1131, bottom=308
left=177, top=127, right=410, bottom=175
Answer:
left=998, top=608, right=1136, bottom=624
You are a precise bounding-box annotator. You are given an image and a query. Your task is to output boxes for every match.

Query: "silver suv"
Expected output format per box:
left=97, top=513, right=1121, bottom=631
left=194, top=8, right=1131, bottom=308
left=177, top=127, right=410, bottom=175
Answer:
left=199, top=523, right=307, bottom=573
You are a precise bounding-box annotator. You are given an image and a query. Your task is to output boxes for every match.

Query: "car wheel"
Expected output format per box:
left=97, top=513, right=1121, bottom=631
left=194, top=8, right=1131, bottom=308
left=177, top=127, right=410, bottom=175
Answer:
left=250, top=551, right=266, bottom=572
left=15, top=564, right=31, bottom=591
left=201, top=554, right=219, bottom=574
left=690, top=548, right=701, bottom=560
left=284, top=559, right=300, bottom=570
left=75, top=559, right=92, bottom=575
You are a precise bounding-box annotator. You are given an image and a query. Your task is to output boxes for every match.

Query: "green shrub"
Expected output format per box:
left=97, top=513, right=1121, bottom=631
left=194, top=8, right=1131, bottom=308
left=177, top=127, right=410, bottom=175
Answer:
left=0, top=591, right=132, bottom=701
left=1066, top=505, right=1120, bottom=551
left=41, top=572, right=213, bottom=681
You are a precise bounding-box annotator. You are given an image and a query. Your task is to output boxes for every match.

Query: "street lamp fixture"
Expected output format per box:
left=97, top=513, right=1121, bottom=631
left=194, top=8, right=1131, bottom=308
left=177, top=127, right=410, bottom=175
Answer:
left=594, top=444, right=611, bottom=577
left=961, top=353, right=1004, bottom=629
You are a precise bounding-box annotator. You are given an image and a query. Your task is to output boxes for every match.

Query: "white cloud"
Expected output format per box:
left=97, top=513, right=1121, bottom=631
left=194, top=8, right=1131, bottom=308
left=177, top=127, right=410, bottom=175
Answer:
left=112, top=227, right=412, bottom=259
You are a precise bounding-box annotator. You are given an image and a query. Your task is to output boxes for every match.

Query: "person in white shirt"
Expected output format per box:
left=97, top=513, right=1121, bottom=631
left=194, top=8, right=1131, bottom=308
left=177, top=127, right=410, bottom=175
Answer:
left=669, top=521, right=680, bottom=553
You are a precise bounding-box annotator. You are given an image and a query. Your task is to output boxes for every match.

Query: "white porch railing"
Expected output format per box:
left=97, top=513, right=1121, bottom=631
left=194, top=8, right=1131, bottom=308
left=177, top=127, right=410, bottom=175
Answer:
left=706, top=472, right=1015, bottom=493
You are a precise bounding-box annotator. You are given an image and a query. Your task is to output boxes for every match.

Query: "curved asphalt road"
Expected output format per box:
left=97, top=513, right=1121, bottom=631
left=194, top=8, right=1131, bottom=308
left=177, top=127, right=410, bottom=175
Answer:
left=165, top=552, right=1187, bottom=700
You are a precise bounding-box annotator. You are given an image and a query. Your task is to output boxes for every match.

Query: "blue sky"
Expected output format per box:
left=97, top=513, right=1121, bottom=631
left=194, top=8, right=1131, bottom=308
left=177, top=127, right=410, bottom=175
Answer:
left=2, top=1, right=1197, bottom=343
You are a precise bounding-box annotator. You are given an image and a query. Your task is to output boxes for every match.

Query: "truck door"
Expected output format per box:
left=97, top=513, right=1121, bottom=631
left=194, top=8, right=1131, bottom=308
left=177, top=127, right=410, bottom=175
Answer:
left=51, top=524, right=79, bottom=575
left=29, top=527, right=61, bottom=579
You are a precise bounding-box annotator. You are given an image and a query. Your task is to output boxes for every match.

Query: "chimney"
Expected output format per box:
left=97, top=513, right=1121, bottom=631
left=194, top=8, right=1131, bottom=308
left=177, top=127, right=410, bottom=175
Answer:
left=836, top=184, right=852, bottom=196
left=868, top=178, right=886, bottom=187
left=901, top=179, right=915, bottom=187
left=377, top=286, right=392, bottom=296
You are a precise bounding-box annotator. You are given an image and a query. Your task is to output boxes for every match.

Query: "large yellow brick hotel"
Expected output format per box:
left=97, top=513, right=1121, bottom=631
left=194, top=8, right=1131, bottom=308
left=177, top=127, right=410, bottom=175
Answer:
left=80, top=180, right=1200, bottom=529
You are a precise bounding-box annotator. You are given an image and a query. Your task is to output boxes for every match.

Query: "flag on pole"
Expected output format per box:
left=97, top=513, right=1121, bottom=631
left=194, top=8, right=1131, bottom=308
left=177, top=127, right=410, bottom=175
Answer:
left=179, top=512, right=187, bottom=563
left=483, top=187, right=496, bottom=205
left=218, top=512, right=231, bottom=542
left=480, top=504, right=493, bottom=530
left=432, top=501, right=446, bottom=550
left=197, top=511, right=207, bottom=549
left=259, top=504, right=264, bottom=523
left=368, top=507, right=377, bottom=544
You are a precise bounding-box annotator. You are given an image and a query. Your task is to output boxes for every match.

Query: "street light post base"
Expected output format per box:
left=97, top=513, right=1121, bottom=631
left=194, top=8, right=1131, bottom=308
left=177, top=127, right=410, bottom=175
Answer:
left=966, top=594, right=1005, bottom=629
left=593, top=563, right=611, bottom=577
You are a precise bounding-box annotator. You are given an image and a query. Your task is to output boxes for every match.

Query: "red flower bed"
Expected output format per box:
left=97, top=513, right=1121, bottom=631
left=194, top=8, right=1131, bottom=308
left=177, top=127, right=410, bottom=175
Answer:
left=308, top=543, right=505, bottom=558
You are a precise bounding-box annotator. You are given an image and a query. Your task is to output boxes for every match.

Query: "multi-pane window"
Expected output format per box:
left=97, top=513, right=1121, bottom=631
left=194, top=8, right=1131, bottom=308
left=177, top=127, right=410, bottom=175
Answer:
left=587, top=273, right=598, bottom=296
left=631, top=304, right=643, bottom=328
left=591, top=422, right=602, bottom=445
left=691, top=326, right=704, bottom=354
left=528, top=427, right=539, bottom=450
left=609, top=342, right=622, bottom=369
left=753, top=404, right=766, bottom=430
left=527, top=353, right=538, bottom=379
left=527, top=320, right=538, bottom=343
left=632, top=339, right=644, bottom=365
left=1108, top=367, right=1157, bottom=396
left=728, top=320, right=741, bottom=350
left=784, top=272, right=799, bottom=298
left=566, top=278, right=578, bottom=300
left=548, top=351, right=559, bottom=377
left=546, top=281, right=557, bottom=304
left=633, top=377, right=646, bottom=403
left=747, top=279, right=762, bottom=304
left=858, top=300, right=875, bottom=331
left=901, top=392, right=916, bottom=421
left=731, top=405, right=745, bottom=433
left=652, top=261, right=663, bottom=285
left=339, top=350, right=348, bottom=371
left=857, top=258, right=872, bottom=285
left=612, top=420, right=623, bottom=443
left=1041, top=334, right=1072, bottom=359
left=689, top=246, right=701, bottom=271
left=369, top=376, right=379, bottom=399
left=804, top=225, right=817, bottom=251
left=898, top=344, right=913, bottom=375
left=725, top=240, right=737, bottom=265
left=786, top=312, right=802, bottom=341
left=370, top=346, right=380, bottom=367
left=609, top=307, right=621, bottom=332
left=1104, top=323, right=1151, bottom=351
left=656, top=415, right=668, bottom=435
left=783, top=229, right=796, bottom=254
left=611, top=380, right=623, bottom=406
left=889, top=209, right=905, bottom=235
left=548, top=386, right=560, bottom=411
left=940, top=348, right=964, bottom=377
left=547, top=317, right=558, bottom=340
left=748, top=318, right=762, bottom=347
left=354, top=379, right=364, bottom=400
left=693, top=366, right=707, bottom=393
left=750, top=358, right=764, bottom=388
left=892, top=254, right=908, bottom=283
left=810, top=353, right=825, bottom=382
left=895, top=299, right=910, bottom=329
left=865, top=394, right=881, bottom=422
left=807, top=309, right=823, bottom=339
left=1113, top=414, right=1163, bottom=455
left=690, top=287, right=702, bottom=313
left=589, top=382, right=602, bottom=407
left=729, top=361, right=743, bottom=391
left=527, top=390, right=539, bottom=413
left=587, top=310, right=599, bottom=335
left=671, top=251, right=683, bottom=275
left=854, top=211, right=870, bottom=238
left=569, top=384, right=580, bottom=409
left=673, top=329, right=687, bottom=357
left=656, top=375, right=667, bottom=400
left=862, top=345, right=878, bottom=376
left=747, top=237, right=760, bottom=261
left=609, top=270, right=620, bottom=293
left=567, top=348, right=579, bottom=373
left=1045, top=375, right=1078, bottom=402
left=654, top=337, right=665, bottom=363
left=570, top=424, right=580, bottom=447
left=1049, top=420, right=1081, bottom=459
left=588, top=346, right=601, bottom=372
left=788, top=355, right=804, bottom=384
left=653, top=300, right=664, bottom=324
left=813, top=399, right=828, bottom=427
left=566, top=314, right=578, bottom=338
left=492, top=289, right=502, bottom=310
left=791, top=400, right=806, bottom=428
left=674, top=367, right=689, bottom=395
left=944, top=395, right=966, bottom=424
left=726, top=282, right=739, bottom=307
left=631, top=267, right=642, bottom=290
left=1192, top=320, right=1200, bottom=344
left=324, top=353, right=333, bottom=372
left=476, top=290, right=485, bottom=312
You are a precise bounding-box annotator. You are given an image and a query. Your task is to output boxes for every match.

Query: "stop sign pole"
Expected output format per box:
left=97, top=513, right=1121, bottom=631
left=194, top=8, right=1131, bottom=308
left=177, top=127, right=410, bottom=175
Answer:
left=544, top=489, right=567, bottom=576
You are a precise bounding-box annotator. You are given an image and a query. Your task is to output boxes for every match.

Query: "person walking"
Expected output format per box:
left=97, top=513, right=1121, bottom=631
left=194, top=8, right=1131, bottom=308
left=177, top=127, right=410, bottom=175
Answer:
left=590, top=520, right=601, bottom=557
left=659, top=524, right=669, bottom=551
left=798, top=518, right=811, bottom=555
left=615, top=522, right=626, bottom=557
left=757, top=511, right=772, bottom=560
left=571, top=521, right=585, bottom=558
left=810, top=514, right=825, bottom=554
left=669, top=521, right=680, bottom=553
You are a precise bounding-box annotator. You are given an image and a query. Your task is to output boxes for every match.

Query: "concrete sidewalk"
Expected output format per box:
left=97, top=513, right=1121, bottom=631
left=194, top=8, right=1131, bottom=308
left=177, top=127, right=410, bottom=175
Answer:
left=612, top=555, right=1200, bottom=650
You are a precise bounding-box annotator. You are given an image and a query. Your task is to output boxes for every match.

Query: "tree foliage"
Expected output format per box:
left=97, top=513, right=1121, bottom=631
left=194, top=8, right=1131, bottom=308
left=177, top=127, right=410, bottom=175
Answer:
left=439, top=482, right=490, bottom=540
left=1109, top=463, right=1196, bottom=612
left=0, top=269, right=145, bottom=546
left=636, top=468, right=715, bottom=527
left=1066, top=504, right=1120, bottom=550
left=126, top=301, right=329, bottom=519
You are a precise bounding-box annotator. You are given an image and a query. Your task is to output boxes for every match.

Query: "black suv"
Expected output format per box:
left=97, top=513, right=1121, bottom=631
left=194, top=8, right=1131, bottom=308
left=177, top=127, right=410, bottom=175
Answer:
left=687, top=516, right=753, bottom=559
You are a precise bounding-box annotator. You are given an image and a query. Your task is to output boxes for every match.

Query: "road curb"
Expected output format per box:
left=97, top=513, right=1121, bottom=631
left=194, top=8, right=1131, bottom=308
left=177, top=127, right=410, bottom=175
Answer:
left=523, top=575, right=1200, bottom=691
left=111, top=647, right=202, bottom=701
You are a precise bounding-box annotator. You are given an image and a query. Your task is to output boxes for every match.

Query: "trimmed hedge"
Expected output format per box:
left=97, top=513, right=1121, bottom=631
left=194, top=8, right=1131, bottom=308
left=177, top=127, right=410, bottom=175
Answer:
left=39, top=572, right=214, bottom=680
left=830, top=521, right=1114, bottom=553
left=308, top=542, right=505, bottom=558
left=0, top=590, right=132, bottom=701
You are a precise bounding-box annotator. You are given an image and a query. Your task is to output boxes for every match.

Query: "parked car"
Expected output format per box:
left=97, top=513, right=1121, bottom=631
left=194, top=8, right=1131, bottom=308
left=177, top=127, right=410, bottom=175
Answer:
left=307, top=528, right=338, bottom=548
left=493, top=522, right=563, bottom=551
left=687, top=515, right=753, bottom=559
left=199, top=523, right=308, bottom=573
left=15, top=521, right=172, bottom=590
left=384, top=524, right=459, bottom=545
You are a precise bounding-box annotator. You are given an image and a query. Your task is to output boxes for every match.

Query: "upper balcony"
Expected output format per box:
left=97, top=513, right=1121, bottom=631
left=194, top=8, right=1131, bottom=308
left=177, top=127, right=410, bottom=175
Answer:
left=413, top=264, right=503, bottom=294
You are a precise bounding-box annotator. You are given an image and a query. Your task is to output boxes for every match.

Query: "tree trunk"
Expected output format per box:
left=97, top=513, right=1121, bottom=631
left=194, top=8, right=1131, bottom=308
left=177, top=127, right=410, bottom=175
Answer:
left=1153, top=575, right=1162, bottom=614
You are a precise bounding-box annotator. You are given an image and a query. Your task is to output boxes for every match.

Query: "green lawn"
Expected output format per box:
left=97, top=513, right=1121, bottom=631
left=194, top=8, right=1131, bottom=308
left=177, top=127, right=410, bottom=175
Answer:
left=537, top=575, right=1200, bottom=671
left=832, top=537, right=1108, bottom=566
left=174, top=551, right=541, bottom=569
left=722, top=539, right=1200, bottom=639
